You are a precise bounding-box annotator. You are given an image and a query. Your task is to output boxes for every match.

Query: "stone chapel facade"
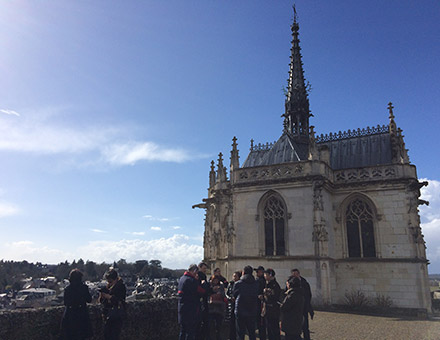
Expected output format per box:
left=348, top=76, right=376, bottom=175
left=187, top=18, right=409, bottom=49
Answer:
left=194, top=13, right=431, bottom=312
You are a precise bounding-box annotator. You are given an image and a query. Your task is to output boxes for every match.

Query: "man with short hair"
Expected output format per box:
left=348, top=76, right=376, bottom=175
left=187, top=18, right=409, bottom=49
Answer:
left=254, top=266, right=266, bottom=340
left=291, top=269, right=313, bottom=340
left=212, top=267, right=228, bottom=288
left=263, top=269, right=281, bottom=340
left=178, top=264, right=206, bottom=340
left=196, top=262, right=210, bottom=340
left=233, top=265, right=259, bottom=340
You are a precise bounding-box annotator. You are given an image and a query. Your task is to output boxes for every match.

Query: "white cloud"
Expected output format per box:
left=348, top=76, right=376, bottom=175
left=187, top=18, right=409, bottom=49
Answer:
left=2, top=241, right=74, bottom=264
left=143, top=215, right=172, bottom=222
left=151, top=226, right=161, bottom=231
left=78, top=234, right=203, bottom=269
left=420, top=179, right=440, bottom=273
left=172, top=226, right=181, bottom=230
left=0, top=109, right=20, bottom=116
left=0, top=202, right=20, bottom=218
left=90, top=228, right=106, bottom=233
left=102, top=141, right=191, bottom=165
left=0, top=107, right=196, bottom=166
left=126, top=231, right=146, bottom=236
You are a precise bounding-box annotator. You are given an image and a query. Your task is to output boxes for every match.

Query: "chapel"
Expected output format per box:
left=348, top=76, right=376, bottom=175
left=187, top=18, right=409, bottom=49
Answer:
left=193, top=10, right=431, bottom=312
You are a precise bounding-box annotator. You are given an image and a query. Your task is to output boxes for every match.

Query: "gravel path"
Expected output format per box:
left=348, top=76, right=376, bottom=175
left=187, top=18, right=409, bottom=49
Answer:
left=307, top=311, right=440, bottom=340
left=237, top=311, right=440, bottom=340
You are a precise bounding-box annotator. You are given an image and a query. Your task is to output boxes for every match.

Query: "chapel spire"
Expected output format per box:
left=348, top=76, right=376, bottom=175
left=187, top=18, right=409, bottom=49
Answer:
left=283, top=5, right=310, bottom=143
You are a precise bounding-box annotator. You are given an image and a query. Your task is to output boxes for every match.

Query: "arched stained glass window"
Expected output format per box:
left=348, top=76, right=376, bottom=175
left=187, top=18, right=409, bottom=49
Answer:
left=346, top=198, right=376, bottom=258
left=263, top=196, right=286, bottom=256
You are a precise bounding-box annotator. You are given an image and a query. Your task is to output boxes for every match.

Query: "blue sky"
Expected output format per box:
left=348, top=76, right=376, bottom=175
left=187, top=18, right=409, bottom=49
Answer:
left=0, top=1, right=439, bottom=271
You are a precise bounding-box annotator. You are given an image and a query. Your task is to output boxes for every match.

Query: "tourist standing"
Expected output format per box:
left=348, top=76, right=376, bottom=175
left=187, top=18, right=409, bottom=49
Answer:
left=99, top=269, right=127, bottom=340
left=233, top=265, right=259, bottom=340
left=212, top=267, right=228, bottom=288
left=291, top=269, right=313, bottom=340
left=178, top=264, right=205, bottom=340
left=226, top=271, right=241, bottom=340
left=61, top=269, right=93, bottom=340
left=196, top=262, right=211, bottom=340
left=255, top=266, right=266, bottom=340
left=280, top=277, right=304, bottom=340
left=208, top=276, right=227, bottom=340
left=262, top=269, right=281, bottom=340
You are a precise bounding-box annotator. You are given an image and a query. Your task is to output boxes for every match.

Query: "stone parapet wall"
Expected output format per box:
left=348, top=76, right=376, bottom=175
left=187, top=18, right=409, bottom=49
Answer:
left=0, top=298, right=178, bottom=340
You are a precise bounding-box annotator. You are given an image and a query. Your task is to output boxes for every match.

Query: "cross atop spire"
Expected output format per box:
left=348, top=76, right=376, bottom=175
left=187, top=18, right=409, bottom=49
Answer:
left=282, top=5, right=310, bottom=144
left=388, top=101, right=397, bottom=134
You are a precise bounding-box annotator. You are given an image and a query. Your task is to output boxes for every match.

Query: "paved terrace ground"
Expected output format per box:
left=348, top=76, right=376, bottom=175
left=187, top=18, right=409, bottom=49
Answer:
left=240, top=311, right=440, bottom=340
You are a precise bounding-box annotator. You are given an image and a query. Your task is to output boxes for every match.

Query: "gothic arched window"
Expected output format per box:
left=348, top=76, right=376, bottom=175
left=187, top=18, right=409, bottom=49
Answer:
left=263, top=196, right=286, bottom=256
left=346, top=198, right=376, bottom=258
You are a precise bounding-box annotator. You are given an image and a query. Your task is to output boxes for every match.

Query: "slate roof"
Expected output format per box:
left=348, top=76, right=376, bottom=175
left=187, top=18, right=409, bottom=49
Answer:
left=242, top=130, right=393, bottom=170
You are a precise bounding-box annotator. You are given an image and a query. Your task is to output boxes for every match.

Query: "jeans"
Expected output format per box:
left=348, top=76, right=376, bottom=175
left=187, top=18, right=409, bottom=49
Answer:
left=236, top=315, right=256, bottom=340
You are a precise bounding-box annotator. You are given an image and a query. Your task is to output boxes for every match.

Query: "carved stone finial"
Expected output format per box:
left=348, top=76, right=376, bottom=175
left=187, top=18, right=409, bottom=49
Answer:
left=310, top=125, right=315, bottom=139
left=250, top=139, right=254, bottom=151
left=388, top=102, right=395, bottom=119
left=230, top=136, right=240, bottom=173
left=209, top=160, right=216, bottom=188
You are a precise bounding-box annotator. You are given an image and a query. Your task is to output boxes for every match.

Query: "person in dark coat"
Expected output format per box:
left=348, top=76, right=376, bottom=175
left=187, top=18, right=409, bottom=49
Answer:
left=233, top=265, right=259, bottom=340
left=99, top=268, right=127, bottom=340
left=62, top=269, right=93, bottom=340
left=226, top=271, right=241, bottom=340
left=291, top=269, right=314, bottom=340
left=254, top=266, right=266, bottom=340
left=262, top=269, right=281, bottom=340
left=178, top=264, right=206, bottom=340
left=280, top=277, right=304, bottom=340
left=196, top=262, right=211, bottom=340
left=208, top=275, right=227, bottom=340
left=211, top=267, right=228, bottom=288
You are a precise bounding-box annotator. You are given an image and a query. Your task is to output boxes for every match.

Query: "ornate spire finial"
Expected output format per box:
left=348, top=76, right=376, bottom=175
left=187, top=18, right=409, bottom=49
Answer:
left=250, top=139, right=254, bottom=151
left=209, top=160, right=216, bottom=188
left=293, top=4, right=298, bottom=25
left=388, top=101, right=397, bottom=135
left=216, top=152, right=227, bottom=183
left=283, top=5, right=310, bottom=143
left=230, top=136, right=240, bottom=172
left=388, top=102, right=395, bottom=120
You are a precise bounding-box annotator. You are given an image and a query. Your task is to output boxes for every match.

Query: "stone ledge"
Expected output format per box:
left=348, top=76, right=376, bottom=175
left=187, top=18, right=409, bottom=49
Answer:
left=0, top=298, right=178, bottom=340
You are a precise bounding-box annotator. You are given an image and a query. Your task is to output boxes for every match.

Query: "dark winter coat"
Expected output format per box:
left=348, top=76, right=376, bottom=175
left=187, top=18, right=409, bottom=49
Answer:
left=178, top=271, right=205, bottom=325
left=197, top=270, right=211, bottom=312
left=100, top=278, right=127, bottom=317
left=263, top=279, right=281, bottom=320
left=300, top=276, right=313, bottom=315
left=280, top=288, right=304, bottom=336
left=62, top=282, right=93, bottom=339
left=232, top=274, right=259, bottom=318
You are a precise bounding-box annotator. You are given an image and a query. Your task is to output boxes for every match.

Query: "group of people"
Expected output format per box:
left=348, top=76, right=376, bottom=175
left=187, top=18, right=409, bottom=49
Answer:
left=61, top=268, right=127, bottom=340
left=178, top=263, right=313, bottom=340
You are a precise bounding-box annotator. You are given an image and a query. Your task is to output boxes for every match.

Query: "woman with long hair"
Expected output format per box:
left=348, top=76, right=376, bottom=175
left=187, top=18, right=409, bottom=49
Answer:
left=61, top=268, right=93, bottom=340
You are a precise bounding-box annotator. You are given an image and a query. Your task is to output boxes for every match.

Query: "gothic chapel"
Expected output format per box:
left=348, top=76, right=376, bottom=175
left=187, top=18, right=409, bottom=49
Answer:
left=194, top=11, right=431, bottom=312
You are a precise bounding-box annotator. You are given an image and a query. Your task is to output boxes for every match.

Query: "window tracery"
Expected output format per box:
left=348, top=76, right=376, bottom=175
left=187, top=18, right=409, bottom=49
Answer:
left=263, top=195, right=286, bottom=256
left=345, top=198, right=376, bottom=258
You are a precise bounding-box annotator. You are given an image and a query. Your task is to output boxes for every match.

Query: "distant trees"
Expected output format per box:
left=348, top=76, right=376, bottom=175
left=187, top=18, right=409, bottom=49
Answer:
left=0, top=259, right=182, bottom=292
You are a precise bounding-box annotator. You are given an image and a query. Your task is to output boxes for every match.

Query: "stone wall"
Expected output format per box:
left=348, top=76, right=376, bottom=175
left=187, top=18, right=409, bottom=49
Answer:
left=0, top=298, right=178, bottom=340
